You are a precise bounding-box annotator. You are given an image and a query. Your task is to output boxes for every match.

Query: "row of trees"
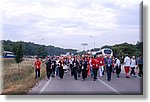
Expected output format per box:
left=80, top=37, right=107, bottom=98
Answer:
left=1, top=40, right=77, bottom=58
left=1, top=40, right=143, bottom=63
left=79, top=42, right=143, bottom=58
left=1, top=40, right=77, bottom=69
left=101, top=42, right=143, bottom=58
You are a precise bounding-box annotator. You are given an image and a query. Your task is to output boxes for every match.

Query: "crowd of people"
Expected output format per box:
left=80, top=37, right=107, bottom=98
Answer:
left=33, top=53, right=143, bottom=82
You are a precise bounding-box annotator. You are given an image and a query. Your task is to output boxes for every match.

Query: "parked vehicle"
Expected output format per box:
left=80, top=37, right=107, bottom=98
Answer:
left=94, top=48, right=113, bottom=58
left=3, top=51, right=15, bottom=58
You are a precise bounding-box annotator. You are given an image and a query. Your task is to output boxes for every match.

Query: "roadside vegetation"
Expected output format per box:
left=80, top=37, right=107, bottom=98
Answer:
left=2, top=58, right=46, bottom=95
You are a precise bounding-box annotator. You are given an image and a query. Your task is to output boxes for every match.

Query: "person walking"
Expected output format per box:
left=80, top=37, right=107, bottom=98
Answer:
left=124, top=54, right=131, bottom=78
left=72, top=57, right=79, bottom=80
left=34, top=57, right=42, bottom=79
left=115, top=56, right=121, bottom=78
left=82, top=57, right=88, bottom=80
left=58, top=58, right=64, bottom=79
left=137, top=55, right=143, bottom=77
left=105, top=54, right=113, bottom=81
left=97, top=55, right=105, bottom=77
left=56, top=58, right=60, bottom=76
left=91, top=57, right=99, bottom=81
left=51, top=57, right=56, bottom=78
left=89, top=56, right=94, bottom=78
left=45, top=57, right=52, bottom=80
left=78, top=57, right=82, bottom=77
left=86, top=57, right=90, bottom=78
left=130, top=56, right=137, bottom=77
left=69, top=57, right=74, bottom=76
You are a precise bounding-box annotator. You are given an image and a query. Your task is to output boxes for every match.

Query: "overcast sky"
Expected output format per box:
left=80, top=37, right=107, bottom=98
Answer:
left=0, top=0, right=142, bottom=51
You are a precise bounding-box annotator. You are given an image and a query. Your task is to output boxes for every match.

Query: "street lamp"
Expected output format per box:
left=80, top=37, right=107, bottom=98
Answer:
left=40, top=38, right=44, bottom=45
left=90, top=36, right=95, bottom=49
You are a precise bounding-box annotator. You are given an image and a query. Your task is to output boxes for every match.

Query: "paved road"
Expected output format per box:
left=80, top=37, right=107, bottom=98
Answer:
left=29, top=70, right=142, bottom=95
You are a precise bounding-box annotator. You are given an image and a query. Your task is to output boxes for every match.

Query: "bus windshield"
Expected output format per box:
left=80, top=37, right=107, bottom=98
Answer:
left=104, top=50, right=112, bottom=54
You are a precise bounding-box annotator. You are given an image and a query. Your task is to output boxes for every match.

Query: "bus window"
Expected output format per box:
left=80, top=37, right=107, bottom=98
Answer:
left=104, top=50, right=112, bottom=54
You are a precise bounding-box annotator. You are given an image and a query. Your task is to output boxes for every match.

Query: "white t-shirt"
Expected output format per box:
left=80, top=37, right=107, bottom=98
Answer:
left=130, top=58, right=136, bottom=67
left=115, top=59, right=120, bottom=67
left=89, top=59, right=92, bottom=66
left=69, top=60, right=73, bottom=64
left=124, top=56, right=131, bottom=66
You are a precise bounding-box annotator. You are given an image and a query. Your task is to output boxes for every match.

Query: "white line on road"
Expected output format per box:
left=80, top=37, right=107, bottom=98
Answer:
left=98, top=78, right=121, bottom=95
left=40, top=78, right=52, bottom=93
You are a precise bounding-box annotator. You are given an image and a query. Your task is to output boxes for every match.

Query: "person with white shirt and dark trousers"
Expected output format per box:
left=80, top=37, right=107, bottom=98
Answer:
left=115, top=56, right=121, bottom=78
left=124, top=54, right=131, bottom=78
left=130, top=56, right=137, bottom=77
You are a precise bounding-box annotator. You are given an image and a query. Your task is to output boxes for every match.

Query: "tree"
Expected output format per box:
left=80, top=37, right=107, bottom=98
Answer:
left=13, top=43, right=24, bottom=70
left=1, top=40, right=77, bottom=56
left=36, top=46, right=47, bottom=59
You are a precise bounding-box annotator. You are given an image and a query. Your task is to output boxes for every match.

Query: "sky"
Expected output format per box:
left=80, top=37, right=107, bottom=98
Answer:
left=0, top=0, right=142, bottom=51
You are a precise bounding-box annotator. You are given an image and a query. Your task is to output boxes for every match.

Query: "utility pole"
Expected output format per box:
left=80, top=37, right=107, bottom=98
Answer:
left=90, top=36, right=95, bottom=49
left=81, top=43, right=88, bottom=51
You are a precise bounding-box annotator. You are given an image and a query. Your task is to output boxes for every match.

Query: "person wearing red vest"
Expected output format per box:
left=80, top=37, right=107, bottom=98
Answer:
left=86, top=57, right=91, bottom=77
left=34, top=57, right=42, bottom=79
left=91, top=57, right=100, bottom=81
left=97, top=55, right=105, bottom=77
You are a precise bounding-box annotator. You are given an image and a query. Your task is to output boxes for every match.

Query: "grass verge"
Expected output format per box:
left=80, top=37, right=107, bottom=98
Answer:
left=1, top=58, right=46, bottom=95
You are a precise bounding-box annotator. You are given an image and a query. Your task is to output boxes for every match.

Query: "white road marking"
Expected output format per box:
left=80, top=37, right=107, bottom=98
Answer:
left=98, top=78, right=121, bottom=95
left=40, top=78, right=52, bottom=93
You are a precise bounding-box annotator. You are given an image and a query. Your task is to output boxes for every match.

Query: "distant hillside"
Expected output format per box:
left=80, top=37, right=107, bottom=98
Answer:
left=1, top=40, right=77, bottom=56
left=78, top=42, right=143, bottom=58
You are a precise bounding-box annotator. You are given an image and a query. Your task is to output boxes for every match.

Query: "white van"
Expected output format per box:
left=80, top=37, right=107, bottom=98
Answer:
left=94, top=48, right=113, bottom=58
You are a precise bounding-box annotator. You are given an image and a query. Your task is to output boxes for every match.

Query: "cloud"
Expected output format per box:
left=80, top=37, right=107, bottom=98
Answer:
left=0, top=0, right=142, bottom=50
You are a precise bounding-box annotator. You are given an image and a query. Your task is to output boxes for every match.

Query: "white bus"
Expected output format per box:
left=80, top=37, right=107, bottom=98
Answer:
left=94, top=48, right=113, bottom=58
left=3, top=51, right=15, bottom=58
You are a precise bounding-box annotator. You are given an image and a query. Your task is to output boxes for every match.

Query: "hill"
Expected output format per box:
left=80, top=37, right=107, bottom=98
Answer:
left=1, top=40, right=77, bottom=57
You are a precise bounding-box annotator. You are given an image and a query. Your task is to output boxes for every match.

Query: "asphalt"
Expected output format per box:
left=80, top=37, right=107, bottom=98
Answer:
left=29, top=70, right=143, bottom=95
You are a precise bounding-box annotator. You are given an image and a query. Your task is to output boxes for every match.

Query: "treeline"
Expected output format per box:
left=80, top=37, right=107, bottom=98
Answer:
left=110, top=42, right=142, bottom=57
left=1, top=40, right=77, bottom=57
left=1, top=40, right=143, bottom=58
left=77, top=42, right=143, bottom=58
left=90, top=41, right=143, bottom=58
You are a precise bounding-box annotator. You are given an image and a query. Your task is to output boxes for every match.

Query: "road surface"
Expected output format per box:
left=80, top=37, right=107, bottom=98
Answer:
left=29, top=69, right=142, bottom=95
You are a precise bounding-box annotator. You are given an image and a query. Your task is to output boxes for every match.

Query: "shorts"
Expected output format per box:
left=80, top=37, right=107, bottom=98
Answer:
left=124, top=66, right=130, bottom=73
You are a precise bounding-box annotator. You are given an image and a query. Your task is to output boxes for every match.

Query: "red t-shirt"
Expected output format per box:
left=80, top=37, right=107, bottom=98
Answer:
left=34, top=60, right=41, bottom=69
left=97, top=57, right=104, bottom=66
left=91, top=58, right=99, bottom=69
